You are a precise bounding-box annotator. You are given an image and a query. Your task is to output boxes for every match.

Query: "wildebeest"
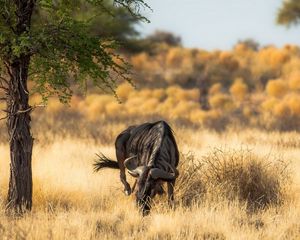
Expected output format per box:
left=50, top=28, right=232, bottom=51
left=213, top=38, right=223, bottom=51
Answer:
left=94, top=120, right=179, bottom=215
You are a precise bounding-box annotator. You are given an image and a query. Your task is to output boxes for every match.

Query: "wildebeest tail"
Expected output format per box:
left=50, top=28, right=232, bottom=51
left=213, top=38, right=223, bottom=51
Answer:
left=93, top=153, right=119, bottom=172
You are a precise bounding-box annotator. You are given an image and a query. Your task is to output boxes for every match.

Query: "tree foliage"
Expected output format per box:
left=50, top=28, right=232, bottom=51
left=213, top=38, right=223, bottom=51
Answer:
left=277, top=0, right=300, bottom=26
left=0, top=0, right=149, bottom=103
left=33, top=0, right=142, bottom=45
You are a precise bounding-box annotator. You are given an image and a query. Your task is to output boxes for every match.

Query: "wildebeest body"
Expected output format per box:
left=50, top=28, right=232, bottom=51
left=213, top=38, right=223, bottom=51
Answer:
left=94, top=121, right=179, bottom=215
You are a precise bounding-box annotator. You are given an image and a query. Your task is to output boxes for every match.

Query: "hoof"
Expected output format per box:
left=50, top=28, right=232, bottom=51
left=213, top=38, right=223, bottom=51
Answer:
left=124, top=189, right=131, bottom=196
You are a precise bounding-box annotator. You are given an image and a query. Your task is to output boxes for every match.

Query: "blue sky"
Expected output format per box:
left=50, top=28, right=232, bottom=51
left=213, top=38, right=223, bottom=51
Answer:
left=137, top=0, right=300, bottom=50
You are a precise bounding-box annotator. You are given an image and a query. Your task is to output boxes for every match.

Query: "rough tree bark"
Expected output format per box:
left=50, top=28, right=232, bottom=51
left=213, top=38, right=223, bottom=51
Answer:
left=5, top=0, right=35, bottom=213
left=6, top=57, right=33, bottom=213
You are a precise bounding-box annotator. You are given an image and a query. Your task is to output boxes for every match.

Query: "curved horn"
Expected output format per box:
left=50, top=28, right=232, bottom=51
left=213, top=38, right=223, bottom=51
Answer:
left=128, top=166, right=146, bottom=178
left=149, top=168, right=176, bottom=180
left=124, top=155, right=145, bottom=177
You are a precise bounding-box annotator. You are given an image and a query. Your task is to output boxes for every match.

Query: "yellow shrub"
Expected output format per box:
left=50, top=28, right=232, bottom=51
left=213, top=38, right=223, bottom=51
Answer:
left=273, top=102, right=290, bottom=117
left=83, top=95, right=114, bottom=120
left=219, top=51, right=239, bottom=71
left=152, top=89, right=166, bottom=100
left=125, top=96, right=143, bottom=109
left=157, top=97, right=178, bottom=116
left=140, top=98, right=160, bottom=114
left=261, top=98, right=279, bottom=112
left=209, top=83, right=222, bottom=95
left=181, top=56, right=194, bottom=73
left=131, top=53, right=149, bottom=71
left=230, top=78, right=248, bottom=100
left=283, top=44, right=300, bottom=54
left=166, top=85, right=181, bottom=98
left=242, top=106, right=252, bottom=118
left=204, top=110, right=220, bottom=121
left=234, top=43, right=247, bottom=52
left=138, top=89, right=154, bottom=99
left=219, top=51, right=232, bottom=61
left=259, top=47, right=289, bottom=69
left=209, top=93, right=233, bottom=110
left=172, top=101, right=198, bottom=118
left=282, top=57, right=300, bottom=76
left=177, top=89, right=199, bottom=102
left=165, top=86, right=199, bottom=102
left=266, top=79, right=288, bottom=98
left=189, top=109, right=206, bottom=124
left=270, top=50, right=289, bottom=68
left=288, top=71, right=300, bottom=91
left=166, top=47, right=184, bottom=67
left=285, top=94, right=300, bottom=116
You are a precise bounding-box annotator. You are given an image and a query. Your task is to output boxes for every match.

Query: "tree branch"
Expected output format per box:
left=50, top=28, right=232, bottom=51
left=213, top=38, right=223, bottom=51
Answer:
left=113, top=0, right=150, bottom=22
left=4, top=62, right=13, bottom=79
left=0, top=115, right=8, bottom=121
left=0, top=83, right=8, bottom=92
left=0, top=75, right=9, bottom=84
left=16, top=104, right=46, bottom=114
left=0, top=76, right=9, bottom=92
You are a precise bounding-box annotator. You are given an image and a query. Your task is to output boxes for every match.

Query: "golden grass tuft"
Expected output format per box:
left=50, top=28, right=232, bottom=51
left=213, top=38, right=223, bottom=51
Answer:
left=176, top=148, right=289, bottom=210
left=201, top=148, right=289, bottom=209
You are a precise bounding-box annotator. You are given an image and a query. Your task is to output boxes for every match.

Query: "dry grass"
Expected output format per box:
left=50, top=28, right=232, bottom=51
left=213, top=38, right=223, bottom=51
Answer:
left=0, top=127, right=299, bottom=240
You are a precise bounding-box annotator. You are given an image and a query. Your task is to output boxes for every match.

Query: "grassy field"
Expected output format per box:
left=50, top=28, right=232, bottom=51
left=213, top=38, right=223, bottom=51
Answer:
left=0, top=126, right=299, bottom=239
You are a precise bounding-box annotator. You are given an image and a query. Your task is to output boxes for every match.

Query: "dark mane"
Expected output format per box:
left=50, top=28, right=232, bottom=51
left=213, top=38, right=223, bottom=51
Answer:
left=126, top=121, right=178, bottom=167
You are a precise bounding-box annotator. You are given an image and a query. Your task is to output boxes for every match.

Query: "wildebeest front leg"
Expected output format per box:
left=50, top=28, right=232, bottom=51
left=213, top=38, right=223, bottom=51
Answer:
left=167, top=180, right=175, bottom=208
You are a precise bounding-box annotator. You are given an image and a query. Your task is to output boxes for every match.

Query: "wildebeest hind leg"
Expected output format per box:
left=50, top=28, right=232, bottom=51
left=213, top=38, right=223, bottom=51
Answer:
left=116, top=133, right=132, bottom=196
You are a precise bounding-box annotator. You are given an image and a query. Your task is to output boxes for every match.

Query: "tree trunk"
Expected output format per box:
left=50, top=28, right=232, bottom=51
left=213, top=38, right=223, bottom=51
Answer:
left=4, top=0, right=36, bottom=214
left=6, top=57, right=33, bottom=213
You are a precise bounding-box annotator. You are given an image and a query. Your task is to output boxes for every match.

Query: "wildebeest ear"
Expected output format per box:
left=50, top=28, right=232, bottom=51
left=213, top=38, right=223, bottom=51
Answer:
left=124, top=155, right=137, bottom=170
left=149, top=168, right=176, bottom=180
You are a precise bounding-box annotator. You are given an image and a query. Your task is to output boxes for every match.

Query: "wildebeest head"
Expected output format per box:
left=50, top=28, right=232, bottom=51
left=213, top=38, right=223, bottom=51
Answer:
left=124, top=156, right=176, bottom=215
